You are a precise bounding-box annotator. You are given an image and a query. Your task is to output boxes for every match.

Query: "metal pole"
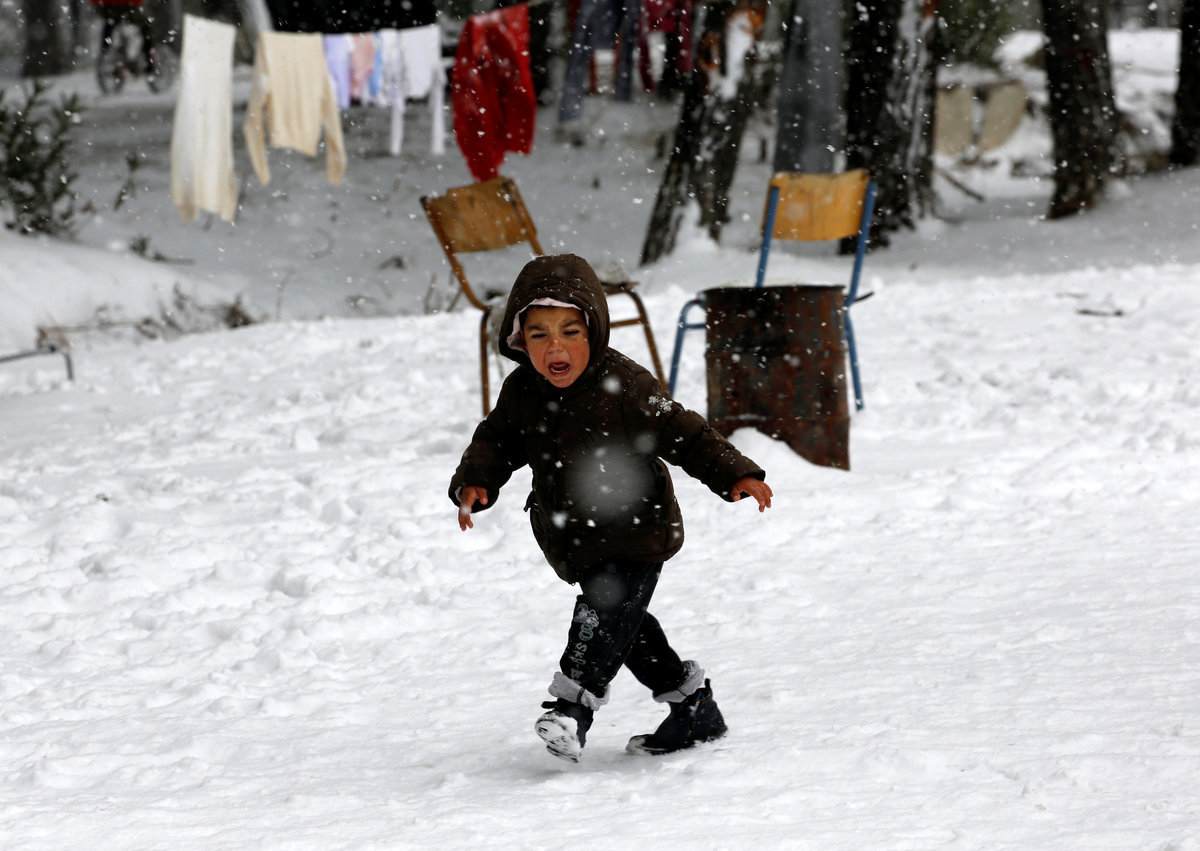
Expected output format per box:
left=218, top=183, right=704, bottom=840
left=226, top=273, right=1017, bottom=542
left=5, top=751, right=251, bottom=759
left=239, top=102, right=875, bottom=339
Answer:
left=754, top=185, right=780, bottom=288
left=0, top=345, right=74, bottom=380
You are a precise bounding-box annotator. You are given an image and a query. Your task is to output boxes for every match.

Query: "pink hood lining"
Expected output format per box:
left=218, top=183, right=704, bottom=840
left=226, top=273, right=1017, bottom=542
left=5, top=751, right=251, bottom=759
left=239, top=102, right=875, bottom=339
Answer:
left=504, top=297, right=590, bottom=353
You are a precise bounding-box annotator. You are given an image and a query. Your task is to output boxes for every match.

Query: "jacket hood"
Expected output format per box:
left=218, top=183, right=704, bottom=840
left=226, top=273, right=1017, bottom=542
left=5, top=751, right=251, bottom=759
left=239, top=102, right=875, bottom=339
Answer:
left=498, top=254, right=611, bottom=368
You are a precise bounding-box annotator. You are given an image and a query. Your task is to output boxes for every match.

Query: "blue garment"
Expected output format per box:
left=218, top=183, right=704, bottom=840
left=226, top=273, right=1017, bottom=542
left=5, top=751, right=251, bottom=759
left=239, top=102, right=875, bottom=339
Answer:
left=323, top=34, right=352, bottom=110
left=367, top=33, right=384, bottom=103
left=558, top=0, right=640, bottom=122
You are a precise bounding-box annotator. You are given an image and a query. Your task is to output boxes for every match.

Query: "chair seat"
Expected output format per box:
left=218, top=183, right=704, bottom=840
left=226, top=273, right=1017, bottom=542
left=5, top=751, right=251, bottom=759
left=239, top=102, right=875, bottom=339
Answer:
left=422, top=176, right=667, bottom=414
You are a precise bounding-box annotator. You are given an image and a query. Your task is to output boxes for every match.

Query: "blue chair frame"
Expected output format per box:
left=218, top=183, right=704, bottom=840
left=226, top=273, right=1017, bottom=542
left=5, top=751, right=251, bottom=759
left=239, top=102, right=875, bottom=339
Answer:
left=667, top=172, right=877, bottom=410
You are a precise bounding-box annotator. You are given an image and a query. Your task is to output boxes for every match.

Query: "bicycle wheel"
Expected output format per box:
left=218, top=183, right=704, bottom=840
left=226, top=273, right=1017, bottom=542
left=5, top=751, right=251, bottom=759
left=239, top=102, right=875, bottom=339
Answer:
left=95, top=29, right=128, bottom=94
left=146, top=43, right=178, bottom=93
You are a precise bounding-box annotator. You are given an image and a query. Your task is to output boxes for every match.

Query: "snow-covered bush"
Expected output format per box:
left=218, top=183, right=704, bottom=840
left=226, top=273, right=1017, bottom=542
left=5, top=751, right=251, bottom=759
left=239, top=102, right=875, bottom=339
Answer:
left=0, top=79, right=83, bottom=236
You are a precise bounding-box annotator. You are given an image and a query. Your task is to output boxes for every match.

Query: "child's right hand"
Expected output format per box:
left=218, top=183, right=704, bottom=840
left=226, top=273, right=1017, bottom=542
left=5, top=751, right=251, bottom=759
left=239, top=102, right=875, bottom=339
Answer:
left=457, top=486, right=488, bottom=531
left=731, top=477, right=773, bottom=512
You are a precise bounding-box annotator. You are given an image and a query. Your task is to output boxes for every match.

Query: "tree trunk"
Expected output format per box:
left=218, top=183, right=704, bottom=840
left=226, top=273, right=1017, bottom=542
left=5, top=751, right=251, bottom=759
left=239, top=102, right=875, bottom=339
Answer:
left=68, top=0, right=89, bottom=59
left=843, top=0, right=937, bottom=248
left=1041, top=0, right=1121, bottom=218
left=21, top=0, right=68, bottom=76
left=234, top=0, right=273, bottom=49
left=641, top=0, right=767, bottom=266
left=1170, top=0, right=1200, bottom=166
left=773, top=0, right=844, bottom=174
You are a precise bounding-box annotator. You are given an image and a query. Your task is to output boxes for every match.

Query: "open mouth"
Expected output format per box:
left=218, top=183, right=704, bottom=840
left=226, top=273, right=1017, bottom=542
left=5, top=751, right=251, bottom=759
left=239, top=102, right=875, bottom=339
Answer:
left=548, top=362, right=571, bottom=377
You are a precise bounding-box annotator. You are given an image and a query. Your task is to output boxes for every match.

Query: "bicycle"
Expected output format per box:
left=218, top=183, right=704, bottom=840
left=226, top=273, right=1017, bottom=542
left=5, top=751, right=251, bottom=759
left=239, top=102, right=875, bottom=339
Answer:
left=94, top=6, right=177, bottom=94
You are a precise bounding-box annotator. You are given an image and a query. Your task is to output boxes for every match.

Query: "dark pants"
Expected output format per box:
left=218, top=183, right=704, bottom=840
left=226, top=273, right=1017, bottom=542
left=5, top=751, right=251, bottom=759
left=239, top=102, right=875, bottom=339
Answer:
left=559, top=559, right=687, bottom=698
left=99, top=7, right=154, bottom=69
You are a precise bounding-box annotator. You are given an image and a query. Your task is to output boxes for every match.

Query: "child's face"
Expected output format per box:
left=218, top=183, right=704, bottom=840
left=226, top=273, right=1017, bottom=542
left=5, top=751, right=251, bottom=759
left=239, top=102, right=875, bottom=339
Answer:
left=522, top=306, right=590, bottom=388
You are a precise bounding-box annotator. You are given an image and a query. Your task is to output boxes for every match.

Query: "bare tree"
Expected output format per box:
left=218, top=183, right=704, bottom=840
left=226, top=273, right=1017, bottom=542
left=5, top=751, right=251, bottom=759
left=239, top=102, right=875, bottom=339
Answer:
left=1170, top=0, right=1200, bottom=166
left=1041, top=0, right=1122, bottom=217
left=773, top=0, right=844, bottom=174
left=21, top=0, right=69, bottom=76
left=641, top=0, right=767, bottom=266
left=843, top=0, right=938, bottom=247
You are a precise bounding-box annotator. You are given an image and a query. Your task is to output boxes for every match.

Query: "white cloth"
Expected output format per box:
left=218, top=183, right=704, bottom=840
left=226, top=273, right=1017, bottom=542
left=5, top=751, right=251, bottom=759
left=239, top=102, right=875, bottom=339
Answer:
left=244, top=31, right=347, bottom=186
left=170, top=14, right=238, bottom=222
left=379, top=25, right=445, bottom=157
left=652, top=660, right=705, bottom=703
left=548, top=672, right=609, bottom=710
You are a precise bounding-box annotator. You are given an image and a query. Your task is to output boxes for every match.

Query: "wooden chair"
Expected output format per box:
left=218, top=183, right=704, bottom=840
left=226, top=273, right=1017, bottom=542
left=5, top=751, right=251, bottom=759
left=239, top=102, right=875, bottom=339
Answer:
left=421, top=176, right=666, bottom=415
left=668, top=169, right=876, bottom=409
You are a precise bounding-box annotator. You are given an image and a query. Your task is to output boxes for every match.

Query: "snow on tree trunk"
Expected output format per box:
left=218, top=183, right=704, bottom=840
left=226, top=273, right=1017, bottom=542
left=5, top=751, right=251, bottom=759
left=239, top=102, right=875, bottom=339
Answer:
left=773, top=0, right=844, bottom=174
left=1170, top=0, right=1200, bottom=167
left=1041, top=0, right=1122, bottom=218
left=843, top=0, right=937, bottom=248
left=640, top=0, right=767, bottom=267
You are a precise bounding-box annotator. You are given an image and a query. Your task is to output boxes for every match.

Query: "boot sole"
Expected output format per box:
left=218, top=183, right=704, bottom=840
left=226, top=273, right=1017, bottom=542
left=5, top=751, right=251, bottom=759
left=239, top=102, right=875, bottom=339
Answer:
left=535, top=714, right=583, bottom=763
left=625, top=724, right=728, bottom=756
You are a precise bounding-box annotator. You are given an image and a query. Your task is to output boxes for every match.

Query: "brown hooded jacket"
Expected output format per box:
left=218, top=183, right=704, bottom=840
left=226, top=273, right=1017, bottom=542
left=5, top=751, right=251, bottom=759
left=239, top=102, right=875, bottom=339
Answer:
left=449, top=254, right=765, bottom=583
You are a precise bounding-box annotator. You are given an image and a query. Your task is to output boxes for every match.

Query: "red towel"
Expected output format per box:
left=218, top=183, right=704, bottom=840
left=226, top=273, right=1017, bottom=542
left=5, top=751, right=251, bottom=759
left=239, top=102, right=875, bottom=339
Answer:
left=451, top=4, right=537, bottom=182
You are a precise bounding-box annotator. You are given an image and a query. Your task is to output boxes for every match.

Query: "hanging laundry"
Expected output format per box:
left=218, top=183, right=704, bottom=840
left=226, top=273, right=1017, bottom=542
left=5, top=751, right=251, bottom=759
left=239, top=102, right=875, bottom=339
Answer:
left=451, top=4, right=536, bottom=182
left=244, top=30, right=347, bottom=186
left=380, top=29, right=404, bottom=124
left=641, top=0, right=694, bottom=91
left=324, top=34, right=353, bottom=110
left=367, top=33, right=385, bottom=105
left=559, top=0, right=639, bottom=122
left=170, top=14, right=238, bottom=222
left=612, top=0, right=640, bottom=103
left=350, top=34, right=376, bottom=103
left=397, top=25, right=443, bottom=104
left=266, top=0, right=436, bottom=34
left=382, top=23, right=445, bottom=157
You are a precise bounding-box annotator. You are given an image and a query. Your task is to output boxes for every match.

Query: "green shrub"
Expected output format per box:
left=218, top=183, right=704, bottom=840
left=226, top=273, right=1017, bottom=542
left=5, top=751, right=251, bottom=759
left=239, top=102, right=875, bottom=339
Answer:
left=0, top=79, right=84, bottom=236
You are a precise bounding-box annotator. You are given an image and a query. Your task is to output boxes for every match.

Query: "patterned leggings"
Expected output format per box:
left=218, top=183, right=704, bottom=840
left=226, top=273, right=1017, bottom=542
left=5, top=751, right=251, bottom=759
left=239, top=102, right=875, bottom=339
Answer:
left=558, top=559, right=688, bottom=698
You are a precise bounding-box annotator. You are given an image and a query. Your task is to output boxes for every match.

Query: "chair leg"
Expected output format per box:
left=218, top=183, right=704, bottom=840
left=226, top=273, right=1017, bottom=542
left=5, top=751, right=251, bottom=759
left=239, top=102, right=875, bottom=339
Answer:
left=844, top=311, right=864, bottom=411
left=668, top=297, right=705, bottom=397
left=621, top=290, right=667, bottom=391
left=480, top=311, right=492, bottom=417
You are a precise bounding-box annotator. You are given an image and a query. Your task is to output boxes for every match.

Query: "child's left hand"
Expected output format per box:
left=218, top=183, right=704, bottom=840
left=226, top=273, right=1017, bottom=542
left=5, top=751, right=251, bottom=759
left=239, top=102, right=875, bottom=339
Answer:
left=731, top=477, right=773, bottom=512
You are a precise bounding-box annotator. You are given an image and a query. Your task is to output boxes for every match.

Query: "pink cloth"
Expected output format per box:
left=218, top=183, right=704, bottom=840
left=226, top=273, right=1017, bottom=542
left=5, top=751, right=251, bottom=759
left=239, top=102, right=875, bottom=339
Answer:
left=350, top=33, right=376, bottom=102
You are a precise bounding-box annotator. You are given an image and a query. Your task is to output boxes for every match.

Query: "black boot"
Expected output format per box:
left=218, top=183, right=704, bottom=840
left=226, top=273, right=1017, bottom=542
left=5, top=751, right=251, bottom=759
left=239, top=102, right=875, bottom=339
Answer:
left=626, top=679, right=727, bottom=755
left=535, top=699, right=594, bottom=763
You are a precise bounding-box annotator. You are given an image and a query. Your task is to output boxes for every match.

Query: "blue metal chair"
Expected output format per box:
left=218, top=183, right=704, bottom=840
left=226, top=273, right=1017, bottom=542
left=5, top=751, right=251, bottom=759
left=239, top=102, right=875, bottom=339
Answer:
left=668, top=169, right=877, bottom=409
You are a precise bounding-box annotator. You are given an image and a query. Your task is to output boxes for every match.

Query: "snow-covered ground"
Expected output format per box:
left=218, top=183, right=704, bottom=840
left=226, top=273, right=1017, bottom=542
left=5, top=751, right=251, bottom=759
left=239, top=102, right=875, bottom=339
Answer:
left=2, top=27, right=1199, bottom=849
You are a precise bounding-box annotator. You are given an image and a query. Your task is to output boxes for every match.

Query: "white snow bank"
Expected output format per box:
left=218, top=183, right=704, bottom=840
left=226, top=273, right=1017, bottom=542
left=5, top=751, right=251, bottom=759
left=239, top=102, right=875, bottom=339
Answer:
left=0, top=228, right=257, bottom=353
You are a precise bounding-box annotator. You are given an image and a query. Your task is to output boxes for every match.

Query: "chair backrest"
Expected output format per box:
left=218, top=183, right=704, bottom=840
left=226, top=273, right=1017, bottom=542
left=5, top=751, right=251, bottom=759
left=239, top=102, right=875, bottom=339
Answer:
left=421, top=176, right=545, bottom=311
left=763, top=169, right=871, bottom=243
left=934, top=84, right=975, bottom=157
left=976, top=81, right=1026, bottom=153
left=754, top=169, right=875, bottom=302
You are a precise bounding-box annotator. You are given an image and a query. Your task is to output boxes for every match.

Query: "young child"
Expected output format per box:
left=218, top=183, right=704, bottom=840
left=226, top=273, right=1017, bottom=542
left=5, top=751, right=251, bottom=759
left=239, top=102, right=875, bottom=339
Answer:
left=449, top=254, right=772, bottom=763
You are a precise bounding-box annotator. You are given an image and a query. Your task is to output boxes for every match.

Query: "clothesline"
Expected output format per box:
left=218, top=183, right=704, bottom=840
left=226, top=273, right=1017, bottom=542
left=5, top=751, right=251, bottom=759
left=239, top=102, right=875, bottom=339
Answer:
left=173, top=0, right=693, bottom=221
left=170, top=14, right=445, bottom=225
left=320, top=26, right=445, bottom=160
